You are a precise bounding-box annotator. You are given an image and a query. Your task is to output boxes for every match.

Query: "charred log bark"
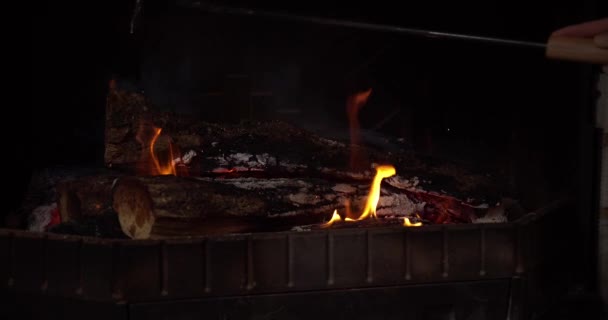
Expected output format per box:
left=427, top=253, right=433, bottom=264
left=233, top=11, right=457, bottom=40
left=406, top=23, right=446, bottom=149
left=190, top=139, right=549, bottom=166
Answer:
left=21, top=87, right=510, bottom=238
left=56, top=174, right=121, bottom=223
left=58, top=174, right=350, bottom=239
left=54, top=171, right=499, bottom=239
left=104, top=88, right=504, bottom=201
left=48, top=88, right=511, bottom=239
left=112, top=176, right=279, bottom=238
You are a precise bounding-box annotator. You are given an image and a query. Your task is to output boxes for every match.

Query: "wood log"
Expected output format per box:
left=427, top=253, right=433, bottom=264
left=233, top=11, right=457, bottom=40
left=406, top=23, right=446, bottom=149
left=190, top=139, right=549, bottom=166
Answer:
left=112, top=176, right=266, bottom=238
left=104, top=88, right=505, bottom=202
left=56, top=174, right=121, bottom=223
left=53, top=170, right=503, bottom=239
left=112, top=175, right=347, bottom=238
left=56, top=173, right=357, bottom=239
left=15, top=167, right=119, bottom=226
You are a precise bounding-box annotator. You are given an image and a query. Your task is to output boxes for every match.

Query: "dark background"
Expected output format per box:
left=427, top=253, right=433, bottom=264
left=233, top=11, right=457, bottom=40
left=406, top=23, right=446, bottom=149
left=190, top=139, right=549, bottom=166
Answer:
left=25, top=0, right=604, bottom=227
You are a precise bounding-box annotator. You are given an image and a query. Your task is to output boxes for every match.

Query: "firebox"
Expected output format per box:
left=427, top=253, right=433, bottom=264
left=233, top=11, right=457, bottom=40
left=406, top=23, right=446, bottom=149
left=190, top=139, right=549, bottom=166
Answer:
left=16, top=1, right=607, bottom=319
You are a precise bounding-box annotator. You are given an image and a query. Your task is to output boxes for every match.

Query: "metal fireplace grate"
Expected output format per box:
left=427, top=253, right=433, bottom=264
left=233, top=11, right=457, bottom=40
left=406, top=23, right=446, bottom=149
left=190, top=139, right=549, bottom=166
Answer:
left=1, top=199, right=576, bottom=319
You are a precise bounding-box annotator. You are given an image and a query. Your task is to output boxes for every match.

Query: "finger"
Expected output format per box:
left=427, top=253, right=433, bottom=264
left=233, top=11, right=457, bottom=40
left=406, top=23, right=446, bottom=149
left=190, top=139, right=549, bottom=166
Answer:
left=552, top=17, right=608, bottom=37
left=594, top=32, right=608, bottom=48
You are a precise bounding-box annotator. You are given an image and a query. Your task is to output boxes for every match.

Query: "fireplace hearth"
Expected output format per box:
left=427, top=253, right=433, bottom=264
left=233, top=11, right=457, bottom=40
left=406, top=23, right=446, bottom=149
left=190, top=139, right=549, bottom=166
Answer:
left=21, top=0, right=606, bottom=319
left=0, top=198, right=577, bottom=319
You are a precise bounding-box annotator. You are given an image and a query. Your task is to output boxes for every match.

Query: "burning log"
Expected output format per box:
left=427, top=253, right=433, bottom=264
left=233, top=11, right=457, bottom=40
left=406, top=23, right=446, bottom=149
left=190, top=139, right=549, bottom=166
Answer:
left=19, top=87, right=510, bottom=240
left=104, top=87, right=350, bottom=172
left=104, top=88, right=504, bottom=201
left=28, top=87, right=511, bottom=239
left=112, top=176, right=277, bottom=238
left=55, top=174, right=354, bottom=239
left=54, top=169, right=497, bottom=239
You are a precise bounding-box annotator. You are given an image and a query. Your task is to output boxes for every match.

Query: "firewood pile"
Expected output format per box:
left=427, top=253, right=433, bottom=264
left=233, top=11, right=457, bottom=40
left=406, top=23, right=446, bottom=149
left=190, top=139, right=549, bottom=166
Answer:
left=20, top=87, right=521, bottom=239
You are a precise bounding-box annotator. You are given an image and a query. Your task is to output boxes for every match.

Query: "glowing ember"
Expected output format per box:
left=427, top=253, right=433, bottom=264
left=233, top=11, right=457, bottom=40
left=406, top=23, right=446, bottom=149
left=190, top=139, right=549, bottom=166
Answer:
left=403, top=217, right=423, bottom=227
left=321, top=209, right=342, bottom=228
left=212, top=168, right=238, bottom=174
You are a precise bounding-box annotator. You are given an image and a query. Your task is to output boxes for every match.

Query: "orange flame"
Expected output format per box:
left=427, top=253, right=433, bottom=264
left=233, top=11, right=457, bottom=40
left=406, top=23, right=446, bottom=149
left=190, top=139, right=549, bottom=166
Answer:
left=357, top=165, right=396, bottom=220
left=321, top=210, right=342, bottom=228
left=136, top=121, right=180, bottom=176
left=323, top=166, right=423, bottom=228
left=150, top=127, right=177, bottom=175
left=346, top=88, right=372, bottom=170
left=343, top=199, right=355, bottom=220
left=403, top=217, right=423, bottom=227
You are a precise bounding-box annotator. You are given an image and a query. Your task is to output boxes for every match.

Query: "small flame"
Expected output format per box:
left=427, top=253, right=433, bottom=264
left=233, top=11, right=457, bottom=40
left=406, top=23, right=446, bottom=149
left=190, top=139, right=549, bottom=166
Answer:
left=136, top=121, right=183, bottom=176
left=357, top=165, right=396, bottom=220
left=150, top=127, right=177, bottom=175
left=346, top=88, right=372, bottom=170
left=343, top=199, right=355, bottom=220
left=321, top=210, right=342, bottom=228
left=403, top=217, right=423, bottom=227
left=322, top=165, right=422, bottom=228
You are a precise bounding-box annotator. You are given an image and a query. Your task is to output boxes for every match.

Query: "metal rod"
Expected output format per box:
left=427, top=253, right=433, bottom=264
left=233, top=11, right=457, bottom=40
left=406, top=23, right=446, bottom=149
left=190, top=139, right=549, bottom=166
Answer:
left=187, top=1, right=546, bottom=49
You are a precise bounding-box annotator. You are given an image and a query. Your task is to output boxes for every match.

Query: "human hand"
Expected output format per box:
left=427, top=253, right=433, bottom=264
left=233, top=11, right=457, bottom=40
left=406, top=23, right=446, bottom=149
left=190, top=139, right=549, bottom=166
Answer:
left=551, top=17, right=608, bottom=44
left=547, top=17, right=608, bottom=65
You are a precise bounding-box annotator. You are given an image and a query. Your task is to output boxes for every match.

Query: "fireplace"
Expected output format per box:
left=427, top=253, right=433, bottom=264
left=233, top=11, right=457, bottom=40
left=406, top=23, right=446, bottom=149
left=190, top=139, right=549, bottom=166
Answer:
left=16, top=0, right=606, bottom=319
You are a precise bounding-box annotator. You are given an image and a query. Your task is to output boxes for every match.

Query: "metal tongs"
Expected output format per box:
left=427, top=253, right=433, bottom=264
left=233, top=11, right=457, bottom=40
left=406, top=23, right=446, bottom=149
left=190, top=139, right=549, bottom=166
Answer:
left=183, top=1, right=608, bottom=65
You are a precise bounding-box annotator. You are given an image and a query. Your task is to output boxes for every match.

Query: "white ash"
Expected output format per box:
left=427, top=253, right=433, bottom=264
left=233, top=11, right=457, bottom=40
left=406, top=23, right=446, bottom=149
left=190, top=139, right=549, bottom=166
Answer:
left=217, top=177, right=314, bottom=190
left=218, top=178, right=330, bottom=207
left=473, top=198, right=522, bottom=223
left=214, top=153, right=307, bottom=171
left=111, top=178, right=119, bottom=190
left=28, top=203, right=56, bottom=232
left=316, top=137, right=346, bottom=148
left=471, top=203, right=489, bottom=209
left=268, top=204, right=337, bottom=217
left=174, top=149, right=197, bottom=165
left=376, top=194, right=425, bottom=217
left=386, top=176, right=420, bottom=190
left=472, top=204, right=508, bottom=223
left=216, top=153, right=264, bottom=167
left=255, top=153, right=274, bottom=166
